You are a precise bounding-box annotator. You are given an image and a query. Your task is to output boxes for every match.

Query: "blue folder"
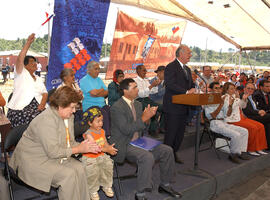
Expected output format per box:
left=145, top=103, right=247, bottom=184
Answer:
left=130, top=136, right=162, bottom=151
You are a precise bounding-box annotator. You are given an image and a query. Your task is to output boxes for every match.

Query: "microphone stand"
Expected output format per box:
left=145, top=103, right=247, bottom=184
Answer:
left=179, top=70, right=209, bottom=179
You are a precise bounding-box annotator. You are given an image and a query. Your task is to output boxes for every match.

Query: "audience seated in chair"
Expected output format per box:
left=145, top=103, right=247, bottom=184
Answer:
left=58, top=68, right=83, bottom=122
left=204, top=82, right=249, bottom=164
left=241, top=83, right=270, bottom=150
left=80, top=106, right=117, bottom=200
left=222, top=82, right=268, bottom=157
left=108, top=69, right=124, bottom=106
left=109, top=78, right=181, bottom=200
left=253, top=80, right=270, bottom=112
left=134, top=65, right=163, bottom=137
left=8, top=86, right=101, bottom=200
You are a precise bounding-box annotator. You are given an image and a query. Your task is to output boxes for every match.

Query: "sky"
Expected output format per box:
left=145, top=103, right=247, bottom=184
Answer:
left=0, top=0, right=236, bottom=52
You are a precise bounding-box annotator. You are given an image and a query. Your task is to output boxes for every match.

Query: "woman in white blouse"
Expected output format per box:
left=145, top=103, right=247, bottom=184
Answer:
left=7, top=33, right=48, bottom=128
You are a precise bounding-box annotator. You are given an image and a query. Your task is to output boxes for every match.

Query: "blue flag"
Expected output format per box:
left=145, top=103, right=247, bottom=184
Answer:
left=47, top=0, right=110, bottom=90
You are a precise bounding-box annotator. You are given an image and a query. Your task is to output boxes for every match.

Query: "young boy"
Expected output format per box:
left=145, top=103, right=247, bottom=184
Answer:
left=81, top=106, right=118, bottom=200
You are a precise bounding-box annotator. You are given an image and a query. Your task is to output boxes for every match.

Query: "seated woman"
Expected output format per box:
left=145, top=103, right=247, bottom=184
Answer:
left=58, top=68, right=83, bottom=121
left=222, top=82, right=268, bottom=156
left=80, top=61, right=110, bottom=135
left=108, top=69, right=124, bottom=106
left=7, top=34, right=48, bottom=128
left=9, top=86, right=101, bottom=200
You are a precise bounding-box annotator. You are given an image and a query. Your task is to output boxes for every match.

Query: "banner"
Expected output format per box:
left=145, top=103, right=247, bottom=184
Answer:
left=47, top=0, right=110, bottom=90
left=106, top=11, right=187, bottom=79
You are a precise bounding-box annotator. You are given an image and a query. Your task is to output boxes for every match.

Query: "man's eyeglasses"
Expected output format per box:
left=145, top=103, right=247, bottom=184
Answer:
left=213, top=87, right=221, bottom=89
left=246, top=88, right=255, bottom=90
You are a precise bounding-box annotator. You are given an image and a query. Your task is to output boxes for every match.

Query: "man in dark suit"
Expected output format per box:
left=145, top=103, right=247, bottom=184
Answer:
left=253, top=80, right=270, bottom=112
left=109, top=78, right=181, bottom=200
left=242, top=83, right=270, bottom=150
left=163, top=45, right=195, bottom=163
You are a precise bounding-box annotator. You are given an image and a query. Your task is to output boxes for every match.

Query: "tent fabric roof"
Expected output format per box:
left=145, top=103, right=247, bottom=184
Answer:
left=111, top=0, right=270, bottom=50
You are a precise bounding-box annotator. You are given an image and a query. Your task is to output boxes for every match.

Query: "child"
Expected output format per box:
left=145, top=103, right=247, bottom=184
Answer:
left=81, top=106, right=118, bottom=200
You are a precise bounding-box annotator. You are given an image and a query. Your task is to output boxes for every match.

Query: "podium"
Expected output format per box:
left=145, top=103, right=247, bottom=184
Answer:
left=172, top=93, right=222, bottom=177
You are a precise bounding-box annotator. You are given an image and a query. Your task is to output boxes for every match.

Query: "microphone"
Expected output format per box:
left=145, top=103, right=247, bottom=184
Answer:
left=194, top=69, right=208, bottom=93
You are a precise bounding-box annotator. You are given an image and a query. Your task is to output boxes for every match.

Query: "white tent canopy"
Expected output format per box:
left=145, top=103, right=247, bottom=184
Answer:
left=111, top=0, right=270, bottom=50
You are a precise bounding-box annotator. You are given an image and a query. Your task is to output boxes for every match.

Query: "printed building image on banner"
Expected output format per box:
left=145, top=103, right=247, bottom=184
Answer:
left=47, top=0, right=110, bottom=90
left=106, top=11, right=187, bottom=79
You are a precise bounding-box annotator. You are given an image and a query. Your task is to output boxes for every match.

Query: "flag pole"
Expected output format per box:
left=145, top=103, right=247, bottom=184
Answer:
left=47, top=1, right=52, bottom=64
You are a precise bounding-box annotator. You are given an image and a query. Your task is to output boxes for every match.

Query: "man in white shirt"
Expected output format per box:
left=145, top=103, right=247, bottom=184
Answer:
left=134, top=65, right=162, bottom=137
left=204, top=82, right=249, bottom=164
left=36, top=61, right=42, bottom=77
left=198, top=65, right=213, bottom=92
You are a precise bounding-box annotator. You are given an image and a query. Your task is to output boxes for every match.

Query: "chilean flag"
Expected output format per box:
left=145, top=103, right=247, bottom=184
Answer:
left=172, top=26, right=179, bottom=34
left=41, top=13, right=54, bottom=26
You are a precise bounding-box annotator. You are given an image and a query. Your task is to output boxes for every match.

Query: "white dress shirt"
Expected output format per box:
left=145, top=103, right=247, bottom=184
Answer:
left=134, top=76, right=158, bottom=98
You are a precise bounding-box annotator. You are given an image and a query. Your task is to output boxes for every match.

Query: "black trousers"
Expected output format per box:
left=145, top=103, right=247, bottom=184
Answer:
left=164, top=113, right=187, bottom=152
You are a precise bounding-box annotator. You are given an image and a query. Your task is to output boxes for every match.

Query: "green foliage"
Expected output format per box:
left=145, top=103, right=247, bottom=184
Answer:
left=189, top=46, right=270, bottom=67
left=0, top=36, right=269, bottom=67
left=0, top=34, right=48, bottom=52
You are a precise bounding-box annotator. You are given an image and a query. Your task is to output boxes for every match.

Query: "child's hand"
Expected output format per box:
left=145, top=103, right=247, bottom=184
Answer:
left=106, top=143, right=118, bottom=155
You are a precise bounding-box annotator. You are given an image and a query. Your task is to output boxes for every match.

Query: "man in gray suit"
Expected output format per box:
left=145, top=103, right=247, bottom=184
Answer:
left=109, top=78, right=181, bottom=200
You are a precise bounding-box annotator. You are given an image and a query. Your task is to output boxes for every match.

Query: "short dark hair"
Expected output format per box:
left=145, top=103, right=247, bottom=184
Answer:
left=119, top=78, right=135, bottom=95
left=259, top=79, right=270, bottom=87
left=49, top=86, right=82, bottom=109
left=209, top=81, right=219, bottom=89
left=230, top=74, right=237, bottom=80
left=246, top=77, right=254, bottom=83
left=24, top=55, right=36, bottom=66
left=203, top=65, right=211, bottom=71
left=136, top=65, right=144, bottom=73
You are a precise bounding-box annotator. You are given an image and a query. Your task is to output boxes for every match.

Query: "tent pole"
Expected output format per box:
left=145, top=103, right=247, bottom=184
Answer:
left=239, top=50, right=242, bottom=73
left=243, top=50, right=255, bottom=75
left=218, top=51, right=238, bottom=71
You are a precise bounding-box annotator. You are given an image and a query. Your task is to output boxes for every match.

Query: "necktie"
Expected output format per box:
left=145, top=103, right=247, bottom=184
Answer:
left=130, top=101, right=139, bottom=141
left=182, top=65, right=188, bottom=79
left=265, top=94, right=269, bottom=105
left=248, top=96, right=257, bottom=110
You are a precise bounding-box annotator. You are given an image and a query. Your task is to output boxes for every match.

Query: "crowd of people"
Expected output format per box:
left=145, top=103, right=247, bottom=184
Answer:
left=1, top=33, right=270, bottom=200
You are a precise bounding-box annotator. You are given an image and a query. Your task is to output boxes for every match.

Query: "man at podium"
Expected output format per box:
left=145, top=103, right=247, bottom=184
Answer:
left=163, top=45, right=195, bottom=164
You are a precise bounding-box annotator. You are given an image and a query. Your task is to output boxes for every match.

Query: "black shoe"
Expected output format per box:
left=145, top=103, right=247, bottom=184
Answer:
left=135, top=193, right=147, bottom=200
left=158, top=185, right=182, bottom=198
left=228, top=154, right=241, bottom=164
left=174, top=152, right=184, bottom=164
left=238, top=153, right=250, bottom=160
